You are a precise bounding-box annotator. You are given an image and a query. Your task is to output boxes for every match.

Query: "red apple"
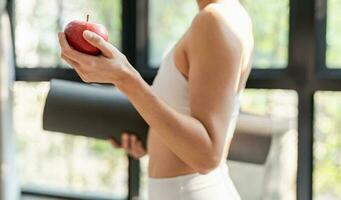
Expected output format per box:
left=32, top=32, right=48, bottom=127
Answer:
left=64, top=15, right=109, bottom=55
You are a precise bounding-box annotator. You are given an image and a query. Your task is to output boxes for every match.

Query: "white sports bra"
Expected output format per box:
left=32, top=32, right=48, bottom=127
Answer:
left=151, top=46, right=240, bottom=139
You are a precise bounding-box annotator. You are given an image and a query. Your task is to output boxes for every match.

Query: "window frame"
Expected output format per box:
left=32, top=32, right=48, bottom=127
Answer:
left=6, top=0, right=341, bottom=200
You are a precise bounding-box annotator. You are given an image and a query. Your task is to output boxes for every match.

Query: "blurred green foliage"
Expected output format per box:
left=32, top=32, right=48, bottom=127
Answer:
left=314, top=92, right=341, bottom=199
left=15, top=0, right=121, bottom=68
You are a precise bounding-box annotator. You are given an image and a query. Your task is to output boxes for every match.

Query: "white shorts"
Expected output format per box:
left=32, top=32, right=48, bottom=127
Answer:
left=148, top=163, right=241, bottom=200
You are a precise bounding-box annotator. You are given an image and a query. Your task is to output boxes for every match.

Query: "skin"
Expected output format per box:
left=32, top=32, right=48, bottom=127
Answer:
left=58, top=0, right=253, bottom=176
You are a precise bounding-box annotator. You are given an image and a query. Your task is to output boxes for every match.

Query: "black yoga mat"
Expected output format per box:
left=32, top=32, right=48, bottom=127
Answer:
left=43, top=79, right=149, bottom=147
left=43, top=79, right=273, bottom=164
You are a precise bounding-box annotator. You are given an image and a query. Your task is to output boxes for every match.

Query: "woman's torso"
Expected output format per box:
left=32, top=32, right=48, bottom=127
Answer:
left=147, top=1, right=254, bottom=178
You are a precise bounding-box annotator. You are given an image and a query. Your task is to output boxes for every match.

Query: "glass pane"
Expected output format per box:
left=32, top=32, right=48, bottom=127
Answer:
left=242, top=0, right=289, bottom=68
left=314, top=92, right=341, bottom=200
left=326, top=0, right=341, bottom=68
left=140, top=89, right=297, bottom=200
left=15, top=0, right=121, bottom=68
left=14, top=82, right=127, bottom=197
left=148, top=0, right=197, bottom=67
left=148, top=0, right=289, bottom=68
left=237, top=89, right=297, bottom=200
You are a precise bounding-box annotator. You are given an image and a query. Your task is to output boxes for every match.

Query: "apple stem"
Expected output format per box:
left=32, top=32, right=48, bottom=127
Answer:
left=86, top=14, right=89, bottom=22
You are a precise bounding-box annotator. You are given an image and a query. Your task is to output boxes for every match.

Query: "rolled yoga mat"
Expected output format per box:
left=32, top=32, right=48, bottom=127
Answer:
left=43, top=79, right=274, bottom=164
left=43, top=79, right=149, bottom=148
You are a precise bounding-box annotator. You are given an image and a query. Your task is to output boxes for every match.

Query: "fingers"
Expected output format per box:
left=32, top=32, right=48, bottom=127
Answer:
left=110, top=138, right=121, bottom=148
left=58, top=32, right=92, bottom=63
left=120, top=132, right=145, bottom=159
left=121, top=133, right=131, bottom=150
left=109, top=132, right=146, bottom=159
left=131, top=137, right=145, bottom=157
left=83, top=30, right=115, bottom=58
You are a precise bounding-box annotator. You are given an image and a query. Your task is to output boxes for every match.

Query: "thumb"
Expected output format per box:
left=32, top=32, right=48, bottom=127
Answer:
left=83, top=30, right=115, bottom=58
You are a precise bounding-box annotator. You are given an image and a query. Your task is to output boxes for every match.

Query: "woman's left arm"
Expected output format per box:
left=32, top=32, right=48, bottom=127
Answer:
left=59, top=12, right=242, bottom=174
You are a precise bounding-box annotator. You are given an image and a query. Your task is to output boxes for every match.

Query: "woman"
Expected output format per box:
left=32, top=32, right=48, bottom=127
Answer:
left=58, top=0, right=253, bottom=199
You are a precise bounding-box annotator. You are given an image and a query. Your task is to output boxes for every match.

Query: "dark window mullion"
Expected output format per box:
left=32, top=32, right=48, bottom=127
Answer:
left=121, top=1, right=147, bottom=200
left=246, top=69, right=296, bottom=90
left=15, top=68, right=81, bottom=82
left=122, top=0, right=148, bottom=69
left=135, top=0, right=149, bottom=69
left=288, top=0, right=316, bottom=199
left=297, top=89, right=315, bottom=200
left=315, top=0, right=327, bottom=72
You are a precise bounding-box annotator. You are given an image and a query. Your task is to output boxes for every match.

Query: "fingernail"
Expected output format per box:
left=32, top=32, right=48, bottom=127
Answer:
left=83, top=30, right=94, bottom=38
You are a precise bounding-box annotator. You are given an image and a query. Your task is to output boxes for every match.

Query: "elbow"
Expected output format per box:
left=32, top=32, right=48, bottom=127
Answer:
left=195, top=155, right=221, bottom=175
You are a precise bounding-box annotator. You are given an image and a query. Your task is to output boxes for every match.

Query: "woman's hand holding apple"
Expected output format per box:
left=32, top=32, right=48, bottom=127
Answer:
left=58, top=30, right=140, bottom=85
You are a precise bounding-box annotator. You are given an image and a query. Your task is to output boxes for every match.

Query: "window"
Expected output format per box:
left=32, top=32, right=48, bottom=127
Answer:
left=314, top=92, right=341, bottom=200
left=148, top=0, right=289, bottom=68
left=6, top=0, right=338, bottom=199
left=326, top=0, right=341, bottom=68
left=15, top=0, right=121, bottom=68
left=14, top=82, right=128, bottom=197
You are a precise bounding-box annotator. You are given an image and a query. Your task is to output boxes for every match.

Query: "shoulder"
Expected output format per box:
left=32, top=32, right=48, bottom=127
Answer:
left=189, top=4, right=245, bottom=46
left=190, top=4, right=224, bottom=34
left=187, top=3, right=254, bottom=55
left=186, top=5, right=243, bottom=58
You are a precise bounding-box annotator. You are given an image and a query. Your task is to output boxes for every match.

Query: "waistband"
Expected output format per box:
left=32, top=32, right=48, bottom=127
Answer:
left=148, top=162, right=229, bottom=185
